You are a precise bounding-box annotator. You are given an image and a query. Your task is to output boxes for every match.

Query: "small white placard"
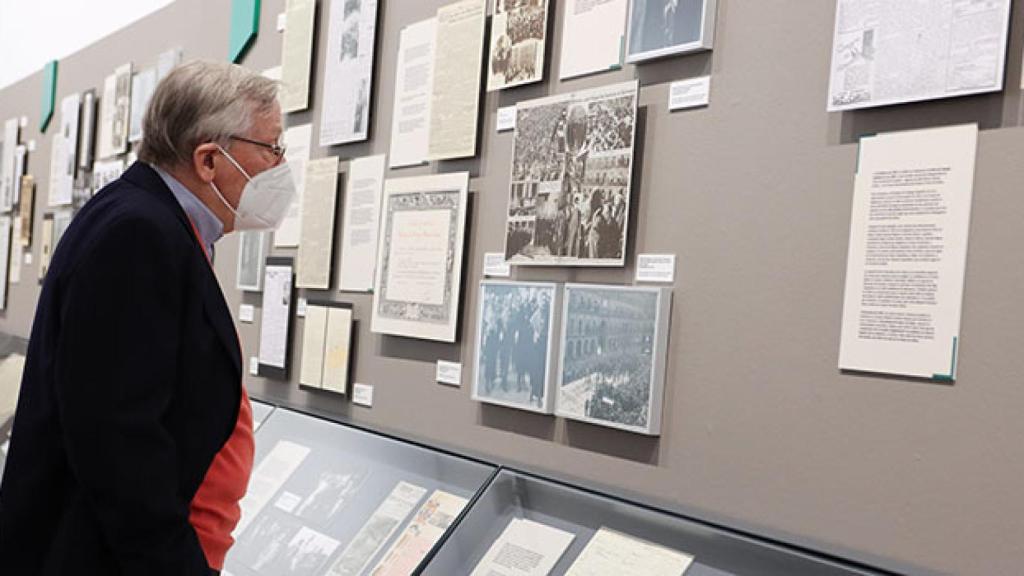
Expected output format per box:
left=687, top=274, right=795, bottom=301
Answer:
left=19, top=116, right=27, bottom=128
left=239, top=303, right=255, bottom=323
left=636, top=254, right=676, bottom=283
left=27, top=140, right=36, bottom=152
left=297, top=297, right=308, bottom=318
left=0, top=440, right=8, bottom=454
left=496, top=106, right=517, bottom=132
left=352, top=383, right=374, bottom=407
left=436, top=360, right=462, bottom=387
left=274, top=491, right=302, bottom=513
left=249, top=356, right=260, bottom=376
left=669, top=76, right=711, bottom=111
left=277, top=12, right=287, bottom=32
left=483, top=252, right=511, bottom=277
left=24, top=252, right=32, bottom=265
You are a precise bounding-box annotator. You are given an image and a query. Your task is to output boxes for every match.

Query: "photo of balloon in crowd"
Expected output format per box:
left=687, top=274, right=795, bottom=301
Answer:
left=504, top=81, right=638, bottom=267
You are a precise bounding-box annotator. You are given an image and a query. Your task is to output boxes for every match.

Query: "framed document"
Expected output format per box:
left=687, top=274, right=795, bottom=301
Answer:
left=556, top=284, right=672, bottom=435
left=486, top=0, right=549, bottom=91
left=625, top=0, right=717, bottom=63
left=472, top=281, right=559, bottom=414
left=258, top=256, right=296, bottom=380
left=371, top=172, right=469, bottom=342
left=299, top=300, right=354, bottom=395
left=505, top=80, right=638, bottom=267
left=236, top=230, right=268, bottom=292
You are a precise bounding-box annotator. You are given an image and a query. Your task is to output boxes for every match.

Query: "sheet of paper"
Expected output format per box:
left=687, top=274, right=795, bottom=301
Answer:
left=11, top=145, right=26, bottom=206
left=258, top=260, right=294, bottom=370
left=0, top=217, right=10, bottom=309
left=323, top=306, right=353, bottom=394
left=427, top=0, right=486, bottom=161
left=828, top=0, right=1011, bottom=111
left=110, top=63, right=132, bottom=156
left=566, top=527, right=694, bottom=576
left=300, top=304, right=329, bottom=388
left=157, top=47, right=183, bottom=81
left=483, top=252, right=511, bottom=277
left=280, top=0, right=317, bottom=113
left=339, top=154, right=385, bottom=292
left=274, top=123, right=312, bottom=247
left=372, top=172, right=468, bottom=342
left=487, top=0, right=549, bottom=91
left=96, top=73, right=117, bottom=160
left=234, top=440, right=311, bottom=537
left=496, top=106, right=517, bottom=132
left=50, top=93, right=80, bottom=207
left=668, top=76, right=711, bottom=111
left=389, top=18, right=436, bottom=168
left=17, top=175, right=33, bottom=247
left=352, top=382, right=374, bottom=406
left=236, top=230, right=267, bottom=292
left=435, top=360, right=461, bottom=387
left=128, top=67, right=157, bottom=143
left=38, top=215, right=54, bottom=282
left=319, top=0, right=379, bottom=146
left=296, top=157, right=340, bottom=289
left=470, top=518, right=576, bottom=576
left=77, top=90, right=97, bottom=171
left=839, top=124, right=977, bottom=380
left=559, top=0, right=628, bottom=80
left=0, top=118, right=19, bottom=214
left=91, top=158, right=126, bottom=191
left=636, top=254, right=676, bottom=283
left=370, top=489, right=468, bottom=576
left=238, top=303, right=255, bottom=323
left=325, top=481, right=427, bottom=576
left=9, top=215, right=21, bottom=284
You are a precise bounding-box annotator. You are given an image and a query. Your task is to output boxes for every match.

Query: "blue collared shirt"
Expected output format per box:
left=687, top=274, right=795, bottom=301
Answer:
left=151, top=164, right=224, bottom=260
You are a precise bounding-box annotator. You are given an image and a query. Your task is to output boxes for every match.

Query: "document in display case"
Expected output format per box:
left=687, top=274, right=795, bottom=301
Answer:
left=223, top=407, right=496, bottom=576
left=421, top=469, right=888, bottom=576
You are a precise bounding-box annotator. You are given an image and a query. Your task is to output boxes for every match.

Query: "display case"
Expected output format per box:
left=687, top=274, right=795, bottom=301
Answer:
left=250, top=398, right=275, bottom=431
left=223, top=407, right=498, bottom=576
left=421, top=469, right=889, bottom=576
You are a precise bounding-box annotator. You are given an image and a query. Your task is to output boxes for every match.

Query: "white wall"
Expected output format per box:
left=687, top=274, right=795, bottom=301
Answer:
left=0, top=0, right=174, bottom=89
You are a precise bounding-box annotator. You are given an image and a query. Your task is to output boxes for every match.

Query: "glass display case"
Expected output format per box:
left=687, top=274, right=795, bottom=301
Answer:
left=223, top=407, right=498, bottom=576
left=421, top=469, right=889, bottom=576
left=250, top=398, right=276, bottom=431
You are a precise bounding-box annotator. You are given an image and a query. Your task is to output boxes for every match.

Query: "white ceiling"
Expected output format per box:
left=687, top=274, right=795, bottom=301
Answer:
left=0, top=0, right=175, bottom=90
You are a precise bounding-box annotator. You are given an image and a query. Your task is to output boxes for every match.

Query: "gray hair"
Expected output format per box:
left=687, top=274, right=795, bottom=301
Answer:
left=137, top=60, right=278, bottom=170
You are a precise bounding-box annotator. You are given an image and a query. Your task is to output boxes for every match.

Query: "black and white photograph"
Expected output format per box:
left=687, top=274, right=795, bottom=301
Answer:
left=294, top=467, right=368, bottom=526
left=487, top=0, right=549, bottom=91
left=626, top=0, right=716, bottom=63
left=505, top=80, right=638, bottom=267
left=557, top=284, right=671, bottom=435
left=111, top=63, right=132, bottom=155
left=236, top=230, right=267, bottom=292
left=319, top=0, right=378, bottom=146
left=472, top=281, right=559, bottom=414
left=234, top=511, right=341, bottom=575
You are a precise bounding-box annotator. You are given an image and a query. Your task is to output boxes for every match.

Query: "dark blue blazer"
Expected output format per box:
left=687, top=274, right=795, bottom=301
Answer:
left=0, top=162, right=241, bottom=575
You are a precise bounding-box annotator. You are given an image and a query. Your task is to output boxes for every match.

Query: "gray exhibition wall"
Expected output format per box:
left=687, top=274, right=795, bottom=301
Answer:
left=2, top=1, right=1023, bottom=574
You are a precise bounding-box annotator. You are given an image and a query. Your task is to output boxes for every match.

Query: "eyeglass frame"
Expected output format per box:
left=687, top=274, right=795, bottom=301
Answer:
left=228, top=135, right=287, bottom=161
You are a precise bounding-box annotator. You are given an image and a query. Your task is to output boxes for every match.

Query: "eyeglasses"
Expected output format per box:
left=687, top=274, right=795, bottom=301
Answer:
left=229, top=135, right=287, bottom=160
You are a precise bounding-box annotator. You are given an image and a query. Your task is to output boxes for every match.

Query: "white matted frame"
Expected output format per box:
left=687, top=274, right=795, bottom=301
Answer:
left=625, top=0, right=717, bottom=64
left=556, top=284, right=672, bottom=435
left=236, top=230, right=268, bottom=292
left=371, top=172, right=469, bottom=342
left=472, top=280, right=560, bottom=414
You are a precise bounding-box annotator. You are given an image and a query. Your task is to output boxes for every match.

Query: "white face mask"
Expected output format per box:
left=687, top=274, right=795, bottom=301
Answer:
left=210, top=144, right=296, bottom=231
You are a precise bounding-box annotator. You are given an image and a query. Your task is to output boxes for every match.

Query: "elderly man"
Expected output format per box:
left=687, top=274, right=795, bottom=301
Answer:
left=0, top=61, right=294, bottom=575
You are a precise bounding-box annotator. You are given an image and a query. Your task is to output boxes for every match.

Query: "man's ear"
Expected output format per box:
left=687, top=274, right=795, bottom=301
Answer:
left=192, top=143, right=220, bottom=184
